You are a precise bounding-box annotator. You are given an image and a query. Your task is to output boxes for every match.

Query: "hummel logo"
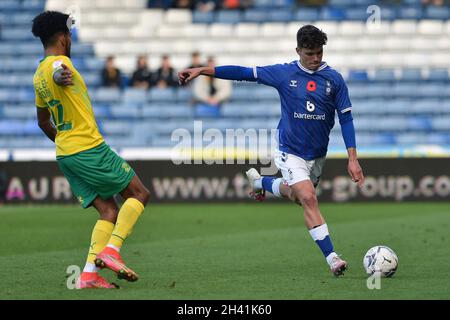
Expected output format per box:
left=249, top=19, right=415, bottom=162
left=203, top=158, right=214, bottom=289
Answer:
left=290, top=80, right=297, bottom=87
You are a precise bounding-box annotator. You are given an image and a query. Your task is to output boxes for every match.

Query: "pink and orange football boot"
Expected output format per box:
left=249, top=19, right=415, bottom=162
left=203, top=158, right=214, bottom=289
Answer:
left=76, top=272, right=118, bottom=289
left=95, top=247, right=139, bottom=282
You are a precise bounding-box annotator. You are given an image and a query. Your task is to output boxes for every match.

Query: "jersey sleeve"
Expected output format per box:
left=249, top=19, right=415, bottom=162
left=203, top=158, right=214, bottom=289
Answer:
left=334, top=73, right=352, bottom=114
left=255, top=64, right=285, bottom=88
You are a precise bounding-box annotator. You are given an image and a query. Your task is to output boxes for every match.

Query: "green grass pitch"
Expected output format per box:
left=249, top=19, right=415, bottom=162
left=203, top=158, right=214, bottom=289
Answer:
left=0, top=202, right=449, bottom=300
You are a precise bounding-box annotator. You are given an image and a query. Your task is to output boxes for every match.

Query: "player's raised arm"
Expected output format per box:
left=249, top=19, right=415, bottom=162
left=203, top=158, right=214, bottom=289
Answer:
left=178, top=65, right=256, bottom=85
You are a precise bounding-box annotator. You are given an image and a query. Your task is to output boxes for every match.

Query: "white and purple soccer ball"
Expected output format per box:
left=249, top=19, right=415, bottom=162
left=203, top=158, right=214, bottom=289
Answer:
left=363, top=245, right=398, bottom=277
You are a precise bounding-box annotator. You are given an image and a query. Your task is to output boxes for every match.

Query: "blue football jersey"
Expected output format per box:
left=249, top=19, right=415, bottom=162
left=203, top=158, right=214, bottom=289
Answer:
left=254, top=61, right=352, bottom=160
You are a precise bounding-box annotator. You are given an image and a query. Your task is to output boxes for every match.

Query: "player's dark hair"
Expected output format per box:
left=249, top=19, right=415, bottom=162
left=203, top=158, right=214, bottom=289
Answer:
left=32, top=11, right=70, bottom=47
left=297, top=25, right=327, bottom=49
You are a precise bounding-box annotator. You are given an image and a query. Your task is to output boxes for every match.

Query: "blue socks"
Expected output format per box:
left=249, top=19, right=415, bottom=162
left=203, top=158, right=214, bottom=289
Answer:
left=261, top=177, right=283, bottom=197
left=309, top=224, right=337, bottom=265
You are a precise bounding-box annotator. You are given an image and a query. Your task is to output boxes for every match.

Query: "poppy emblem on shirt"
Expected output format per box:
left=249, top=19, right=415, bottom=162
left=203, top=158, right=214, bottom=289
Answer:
left=306, top=81, right=316, bottom=92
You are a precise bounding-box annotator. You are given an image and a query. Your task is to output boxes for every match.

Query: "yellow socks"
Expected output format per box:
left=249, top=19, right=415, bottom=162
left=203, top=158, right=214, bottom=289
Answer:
left=108, top=198, right=145, bottom=251
left=86, top=220, right=115, bottom=266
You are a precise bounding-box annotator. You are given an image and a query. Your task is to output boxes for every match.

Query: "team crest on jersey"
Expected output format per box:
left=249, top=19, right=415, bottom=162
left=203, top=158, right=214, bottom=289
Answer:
left=325, top=81, right=331, bottom=96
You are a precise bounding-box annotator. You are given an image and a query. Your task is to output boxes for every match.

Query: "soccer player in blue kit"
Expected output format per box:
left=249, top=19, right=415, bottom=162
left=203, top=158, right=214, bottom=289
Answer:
left=178, top=25, right=365, bottom=276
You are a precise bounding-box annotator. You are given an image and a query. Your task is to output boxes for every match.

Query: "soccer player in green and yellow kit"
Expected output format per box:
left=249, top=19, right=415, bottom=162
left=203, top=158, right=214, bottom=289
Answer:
left=32, top=11, right=150, bottom=289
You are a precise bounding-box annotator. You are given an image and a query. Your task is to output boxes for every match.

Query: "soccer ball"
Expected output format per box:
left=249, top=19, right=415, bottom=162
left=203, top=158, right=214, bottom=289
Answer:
left=363, top=245, right=398, bottom=277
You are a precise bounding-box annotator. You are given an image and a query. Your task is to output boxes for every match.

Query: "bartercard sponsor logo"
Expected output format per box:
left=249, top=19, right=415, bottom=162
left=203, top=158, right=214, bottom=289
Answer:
left=293, top=112, right=326, bottom=120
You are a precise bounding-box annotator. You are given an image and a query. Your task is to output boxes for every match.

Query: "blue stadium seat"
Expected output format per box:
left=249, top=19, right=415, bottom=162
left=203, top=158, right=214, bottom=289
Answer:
left=11, top=12, right=37, bottom=25
left=380, top=7, right=397, bottom=20
left=21, top=0, right=46, bottom=10
left=320, top=7, right=347, bottom=21
left=253, top=0, right=273, bottom=7
left=0, top=1, right=21, bottom=11
left=16, top=43, right=42, bottom=56
left=92, top=105, right=111, bottom=119
left=400, top=69, right=422, bottom=81
left=329, top=0, right=354, bottom=6
left=424, top=6, right=450, bottom=19
left=427, top=69, right=449, bottom=82
left=272, top=0, right=294, bottom=7
left=123, top=88, right=147, bottom=104
left=392, top=83, right=418, bottom=98
left=417, top=83, right=447, bottom=98
left=84, top=58, right=105, bottom=72
left=23, top=120, right=41, bottom=135
left=294, top=8, right=319, bottom=21
left=192, top=11, right=215, bottom=24
left=345, top=7, right=370, bottom=20
left=92, top=88, right=121, bottom=103
left=398, top=7, right=423, bottom=20
left=431, top=117, right=450, bottom=130
left=2, top=106, right=33, bottom=119
left=110, top=105, right=141, bottom=119
left=408, top=117, right=432, bottom=131
left=1, top=27, right=34, bottom=41
left=348, top=70, right=369, bottom=82
left=71, top=43, right=94, bottom=56
left=194, top=104, right=221, bottom=118
left=268, top=9, right=293, bottom=22
left=254, top=86, right=278, bottom=100
left=410, top=99, right=442, bottom=115
left=142, top=104, right=192, bottom=118
left=372, top=69, right=396, bottom=82
left=216, top=11, right=242, bottom=24
left=176, top=88, right=193, bottom=102
left=148, top=88, right=177, bottom=102
left=82, top=73, right=102, bottom=87
left=101, top=121, right=130, bottom=136
left=243, top=9, right=269, bottom=23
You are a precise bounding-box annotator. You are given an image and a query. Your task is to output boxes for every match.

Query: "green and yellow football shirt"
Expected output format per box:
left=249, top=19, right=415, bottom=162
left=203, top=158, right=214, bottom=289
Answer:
left=33, top=55, right=104, bottom=156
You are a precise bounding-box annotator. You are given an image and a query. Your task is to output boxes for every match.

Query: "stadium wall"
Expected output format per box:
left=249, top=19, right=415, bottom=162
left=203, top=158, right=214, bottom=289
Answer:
left=1, top=159, right=449, bottom=204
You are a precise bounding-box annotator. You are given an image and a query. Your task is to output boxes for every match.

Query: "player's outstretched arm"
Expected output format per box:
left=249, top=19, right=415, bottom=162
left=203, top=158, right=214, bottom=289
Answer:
left=347, top=147, right=364, bottom=187
left=178, top=67, right=214, bottom=85
left=339, top=111, right=365, bottom=187
left=36, top=107, right=56, bottom=142
left=178, top=65, right=256, bottom=85
left=53, top=64, right=73, bottom=86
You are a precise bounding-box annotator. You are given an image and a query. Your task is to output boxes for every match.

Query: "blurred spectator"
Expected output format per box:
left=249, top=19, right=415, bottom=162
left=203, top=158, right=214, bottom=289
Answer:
left=421, top=0, right=445, bottom=5
left=196, top=0, right=220, bottom=12
left=131, top=55, right=153, bottom=89
left=173, top=0, right=194, bottom=9
left=152, top=55, right=178, bottom=88
left=193, top=56, right=232, bottom=109
left=101, top=56, right=122, bottom=88
left=296, top=0, right=327, bottom=6
left=147, top=0, right=173, bottom=9
left=187, top=51, right=204, bottom=69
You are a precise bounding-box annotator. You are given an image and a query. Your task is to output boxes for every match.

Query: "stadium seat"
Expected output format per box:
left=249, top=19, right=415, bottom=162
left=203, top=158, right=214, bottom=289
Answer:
left=193, top=11, right=215, bottom=24
left=427, top=69, right=449, bottom=82
left=398, top=7, right=423, bottom=20
left=293, top=8, right=319, bottom=21
left=216, top=10, right=242, bottom=24
left=424, top=6, right=450, bottom=20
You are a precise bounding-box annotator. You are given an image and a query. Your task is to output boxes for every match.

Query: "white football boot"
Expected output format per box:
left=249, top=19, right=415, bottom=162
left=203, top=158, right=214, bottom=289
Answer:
left=329, top=255, right=348, bottom=277
left=245, top=168, right=266, bottom=201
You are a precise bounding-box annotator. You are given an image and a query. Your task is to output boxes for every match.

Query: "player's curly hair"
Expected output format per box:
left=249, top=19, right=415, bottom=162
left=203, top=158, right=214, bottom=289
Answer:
left=32, top=11, right=70, bottom=47
left=296, top=25, right=328, bottom=49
